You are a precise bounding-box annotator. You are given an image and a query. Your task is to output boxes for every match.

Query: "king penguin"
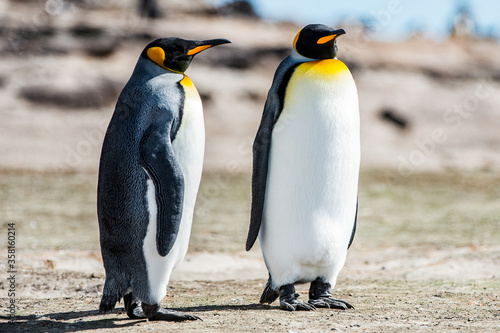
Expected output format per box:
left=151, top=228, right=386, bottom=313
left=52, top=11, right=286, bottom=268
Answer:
left=97, top=37, right=230, bottom=321
left=246, top=24, right=360, bottom=311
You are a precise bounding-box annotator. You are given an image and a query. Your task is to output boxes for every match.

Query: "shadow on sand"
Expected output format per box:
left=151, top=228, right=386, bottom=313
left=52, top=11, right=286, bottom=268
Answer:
left=0, top=303, right=274, bottom=331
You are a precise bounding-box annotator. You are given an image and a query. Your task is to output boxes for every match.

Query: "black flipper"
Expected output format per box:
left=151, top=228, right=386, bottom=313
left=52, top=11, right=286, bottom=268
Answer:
left=348, top=198, right=358, bottom=249
left=246, top=56, right=301, bottom=251
left=140, top=111, right=184, bottom=257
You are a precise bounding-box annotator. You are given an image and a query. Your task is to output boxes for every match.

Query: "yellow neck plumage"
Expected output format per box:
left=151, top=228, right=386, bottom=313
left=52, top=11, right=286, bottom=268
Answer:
left=294, top=59, right=349, bottom=79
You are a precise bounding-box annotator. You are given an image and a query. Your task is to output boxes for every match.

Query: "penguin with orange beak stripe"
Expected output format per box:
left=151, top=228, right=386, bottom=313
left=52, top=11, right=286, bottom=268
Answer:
left=98, top=37, right=230, bottom=321
left=247, top=24, right=360, bottom=311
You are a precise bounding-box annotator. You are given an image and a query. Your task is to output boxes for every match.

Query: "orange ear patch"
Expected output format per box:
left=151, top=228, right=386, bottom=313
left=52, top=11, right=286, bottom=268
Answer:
left=292, top=30, right=301, bottom=52
left=187, top=45, right=212, bottom=56
left=147, top=46, right=166, bottom=67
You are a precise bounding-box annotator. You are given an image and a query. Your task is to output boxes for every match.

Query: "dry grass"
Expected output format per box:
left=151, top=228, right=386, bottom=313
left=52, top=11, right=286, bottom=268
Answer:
left=1, top=169, right=499, bottom=251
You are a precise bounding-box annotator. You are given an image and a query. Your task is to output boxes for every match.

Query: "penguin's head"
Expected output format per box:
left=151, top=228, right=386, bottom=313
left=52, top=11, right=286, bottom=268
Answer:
left=293, top=24, right=346, bottom=59
left=141, top=37, right=231, bottom=73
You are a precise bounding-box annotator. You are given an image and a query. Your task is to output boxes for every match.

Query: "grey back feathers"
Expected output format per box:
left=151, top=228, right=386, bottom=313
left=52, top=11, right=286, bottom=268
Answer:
left=98, top=58, right=186, bottom=258
left=97, top=58, right=186, bottom=306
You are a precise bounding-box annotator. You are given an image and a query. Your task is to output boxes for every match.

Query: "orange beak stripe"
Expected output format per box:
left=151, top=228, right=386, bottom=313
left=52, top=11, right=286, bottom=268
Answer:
left=187, top=45, right=212, bottom=56
left=317, top=34, right=337, bottom=44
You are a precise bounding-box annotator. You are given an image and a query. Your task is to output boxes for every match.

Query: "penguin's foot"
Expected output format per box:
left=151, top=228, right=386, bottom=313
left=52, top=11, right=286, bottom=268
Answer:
left=308, top=297, right=353, bottom=310
left=123, top=293, right=145, bottom=319
left=308, top=278, right=354, bottom=310
left=141, top=303, right=201, bottom=321
left=279, top=284, right=316, bottom=311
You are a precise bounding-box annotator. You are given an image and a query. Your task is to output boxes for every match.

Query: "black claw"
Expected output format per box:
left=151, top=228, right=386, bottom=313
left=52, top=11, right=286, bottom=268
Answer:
left=308, top=278, right=354, bottom=310
left=279, top=284, right=316, bottom=311
left=149, top=309, right=202, bottom=322
left=280, top=300, right=296, bottom=311
left=142, top=302, right=201, bottom=321
left=280, top=298, right=316, bottom=311
left=308, top=297, right=353, bottom=310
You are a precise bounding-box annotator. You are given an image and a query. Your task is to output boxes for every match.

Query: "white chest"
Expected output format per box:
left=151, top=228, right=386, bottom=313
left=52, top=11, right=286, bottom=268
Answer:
left=262, top=60, right=360, bottom=257
left=172, top=78, right=205, bottom=202
left=142, top=76, right=205, bottom=303
left=272, top=61, right=360, bottom=188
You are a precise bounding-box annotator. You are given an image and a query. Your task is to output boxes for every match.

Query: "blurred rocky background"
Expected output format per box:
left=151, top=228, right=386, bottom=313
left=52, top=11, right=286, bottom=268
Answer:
left=1, top=0, right=499, bottom=175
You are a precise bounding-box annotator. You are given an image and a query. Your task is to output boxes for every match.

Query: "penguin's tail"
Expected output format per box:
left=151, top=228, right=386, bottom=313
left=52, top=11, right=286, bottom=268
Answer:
left=99, top=278, right=123, bottom=313
left=259, top=275, right=279, bottom=304
left=99, top=294, right=120, bottom=313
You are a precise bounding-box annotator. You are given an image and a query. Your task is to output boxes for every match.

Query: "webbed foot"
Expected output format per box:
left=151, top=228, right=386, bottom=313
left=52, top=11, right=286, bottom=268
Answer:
left=123, top=293, right=145, bottom=319
left=279, top=284, right=316, bottom=311
left=308, top=278, right=354, bottom=310
left=141, top=303, right=201, bottom=321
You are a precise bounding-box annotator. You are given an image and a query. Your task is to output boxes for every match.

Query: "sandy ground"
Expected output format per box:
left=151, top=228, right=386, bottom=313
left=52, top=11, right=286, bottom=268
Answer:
left=1, top=170, right=499, bottom=332
left=1, top=245, right=499, bottom=332
left=5, top=245, right=500, bottom=294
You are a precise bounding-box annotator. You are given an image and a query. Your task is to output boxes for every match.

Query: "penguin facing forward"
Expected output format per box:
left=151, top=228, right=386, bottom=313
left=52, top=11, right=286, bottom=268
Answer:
left=246, top=24, right=360, bottom=311
left=98, top=37, right=230, bottom=321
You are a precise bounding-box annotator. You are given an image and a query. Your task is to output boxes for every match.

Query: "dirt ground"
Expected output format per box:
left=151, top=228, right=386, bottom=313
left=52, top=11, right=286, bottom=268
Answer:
left=1, top=0, right=500, bottom=332
left=1, top=171, right=499, bottom=332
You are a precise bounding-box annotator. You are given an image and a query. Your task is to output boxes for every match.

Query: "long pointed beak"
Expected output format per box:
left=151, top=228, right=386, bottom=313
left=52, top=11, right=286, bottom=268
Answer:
left=317, top=29, right=346, bottom=44
left=187, top=39, right=231, bottom=55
